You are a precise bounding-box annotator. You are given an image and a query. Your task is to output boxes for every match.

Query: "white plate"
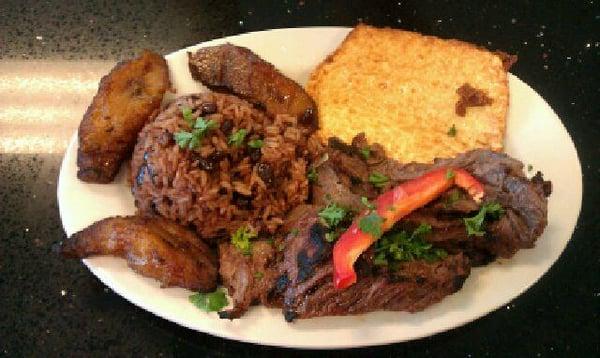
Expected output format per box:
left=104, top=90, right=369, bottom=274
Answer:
left=57, top=27, right=582, bottom=349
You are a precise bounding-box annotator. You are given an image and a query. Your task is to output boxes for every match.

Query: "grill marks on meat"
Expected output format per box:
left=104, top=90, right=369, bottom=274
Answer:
left=188, top=44, right=317, bottom=127
left=279, top=206, right=471, bottom=320
left=59, top=216, right=217, bottom=291
left=218, top=240, right=280, bottom=319
left=77, top=50, right=170, bottom=183
left=285, top=255, right=470, bottom=319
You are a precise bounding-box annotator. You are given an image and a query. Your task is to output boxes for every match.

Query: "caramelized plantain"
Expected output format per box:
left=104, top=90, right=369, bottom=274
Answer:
left=59, top=216, right=217, bottom=292
left=77, top=50, right=170, bottom=183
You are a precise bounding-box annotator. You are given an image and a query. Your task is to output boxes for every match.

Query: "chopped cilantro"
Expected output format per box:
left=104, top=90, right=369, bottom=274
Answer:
left=174, top=117, right=217, bottom=150
left=318, top=203, right=347, bottom=228
left=181, top=106, right=195, bottom=126
left=174, top=131, right=194, bottom=148
left=359, top=212, right=384, bottom=239
left=369, top=172, right=389, bottom=188
left=231, top=226, right=257, bottom=255
left=446, top=169, right=455, bottom=180
left=527, top=164, right=533, bottom=172
left=464, top=202, right=505, bottom=236
left=373, top=224, right=447, bottom=265
left=228, top=128, right=248, bottom=147
left=361, top=196, right=376, bottom=210
left=360, top=147, right=371, bottom=159
left=447, top=124, right=457, bottom=137
left=194, top=117, right=218, bottom=132
left=253, top=271, right=264, bottom=280
left=189, top=288, right=228, bottom=312
left=290, top=228, right=299, bottom=237
left=307, top=167, right=318, bottom=183
left=247, top=138, right=264, bottom=148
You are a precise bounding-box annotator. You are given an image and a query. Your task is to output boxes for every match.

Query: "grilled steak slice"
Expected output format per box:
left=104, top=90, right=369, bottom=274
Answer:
left=188, top=44, right=316, bottom=126
left=280, top=207, right=470, bottom=320
left=313, top=136, right=551, bottom=262
left=59, top=216, right=217, bottom=291
left=218, top=240, right=280, bottom=319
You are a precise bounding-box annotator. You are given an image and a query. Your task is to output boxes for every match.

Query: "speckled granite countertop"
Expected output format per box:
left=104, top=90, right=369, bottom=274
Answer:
left=1, top=1, right=598, bottom=356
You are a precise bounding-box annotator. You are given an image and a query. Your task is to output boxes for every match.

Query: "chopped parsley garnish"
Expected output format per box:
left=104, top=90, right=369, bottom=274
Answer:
left=247, top=138, right=264, bottom=148
left=374, top=224, right=447, bottom=265
left=527, top=164, right=533, bottom=172
left=359, top=212, right=384, bottom=239
left=361, top=196, right=376, bottom=210
left=446, top=169, right=455, bottom=180
left=253, top=271, right=264, bottom=280
left=369, top=172, right=389, bottom=188
left=360, top=147, right=371, bottom=159
left=181, top=106, right=195, bottom=127
left=318, top=203, right=347, bottom=228
left=228, top=128, right=248, bottom=147
left=447, top=124, right=457, bottom=137
left=289, top=228, right=299, bottom=237
left=174, top=131, right=194, bottom=148
left=307, top=167, right=318, bottom=183
left=464, top=202, right=505, bottom=236
left=174, top=117, right=218, bottom=150
left=189, top=288, right=228, bottom=312
left=231, top=226, right=257, bottom=255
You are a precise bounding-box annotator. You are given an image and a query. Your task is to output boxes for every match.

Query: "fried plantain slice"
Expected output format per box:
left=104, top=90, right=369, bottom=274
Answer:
left=77, top=50, right=170, bottom=183
left=59, top=216, right=218, bottom=292
left=188, top=44, right=316, bottom=127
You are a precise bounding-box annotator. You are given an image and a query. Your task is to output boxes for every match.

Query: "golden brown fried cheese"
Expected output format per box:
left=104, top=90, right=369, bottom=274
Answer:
left=59, top=216, right=218, bottom=292
left=77, top=50, right=170, bottom=183
left=308, top=24, right=511, bottom=163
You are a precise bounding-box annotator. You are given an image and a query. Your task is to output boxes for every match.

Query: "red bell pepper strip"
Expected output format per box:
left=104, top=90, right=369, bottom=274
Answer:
left=332, top=167, right=484, bottom=290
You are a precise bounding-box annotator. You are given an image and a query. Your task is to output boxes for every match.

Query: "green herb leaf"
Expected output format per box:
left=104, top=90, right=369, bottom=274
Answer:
left=361, top=196, right=376, bottom=210
left=253, top=271, right=264, bottom=280
left=374, top=223, right=446, bottom=265
left=359, top=212, right=384, bottom=239
left=445, top=169, right=455, bottom=180
left=174, top=117, right=217, bottom=150
left=228, top=128, right=248, bottom=147
left=247, top=138, right=264, bottom=148
left=174, top=131, right=194, bottom=148
left=307, top=167, right=318, bottom=183
left=360, top=147, right=371, bottom=159
left=231, top=226, right=257, bottom=255
left=189, top=288, right=228, bottom=312
left=318, top=203, right=347, bottom=228
left=194, top=117, right=218, bottom=132
left=181, top=106, right=195, bottom=127
left=463, top=202, right=505, bottom=236
left=368, top=172, right=389, bottom=188
left=447, top=124, right=457, bottom=137
left=290, top=228, right=299, bottom=237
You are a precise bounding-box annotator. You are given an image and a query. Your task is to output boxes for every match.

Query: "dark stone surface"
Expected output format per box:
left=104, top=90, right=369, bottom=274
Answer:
left=1, top=0, right=598, bottom=356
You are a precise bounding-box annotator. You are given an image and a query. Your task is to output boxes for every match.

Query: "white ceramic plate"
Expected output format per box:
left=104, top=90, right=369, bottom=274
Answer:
left=57, top=27, right=582, bottom=349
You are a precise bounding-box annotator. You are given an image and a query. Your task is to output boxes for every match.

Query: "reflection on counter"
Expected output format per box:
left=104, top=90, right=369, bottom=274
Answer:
left=0, top=61, right=113, bottom=153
